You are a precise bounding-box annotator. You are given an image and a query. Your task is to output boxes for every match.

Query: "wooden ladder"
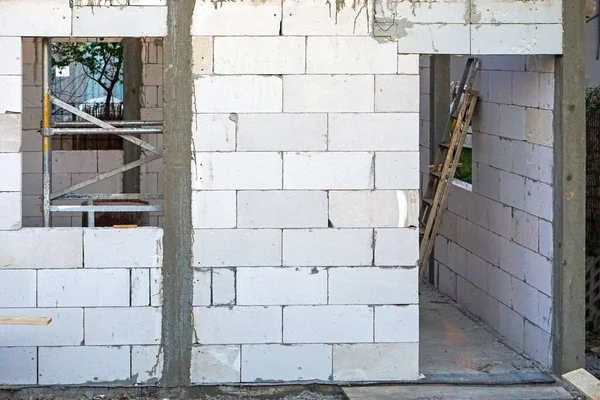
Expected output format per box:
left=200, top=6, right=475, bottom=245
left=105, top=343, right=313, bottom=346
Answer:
left=418, top=57, right=480, bottom=278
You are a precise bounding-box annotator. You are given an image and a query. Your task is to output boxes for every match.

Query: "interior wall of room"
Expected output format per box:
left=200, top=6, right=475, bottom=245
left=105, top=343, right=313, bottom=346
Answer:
left=431, top=55, right=555, bottom=369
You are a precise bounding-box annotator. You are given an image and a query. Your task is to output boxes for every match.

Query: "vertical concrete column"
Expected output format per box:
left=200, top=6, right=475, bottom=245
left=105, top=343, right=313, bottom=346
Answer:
left=122, top=38, right=143, bottom=194
left=161, top=0, right=195, bottom=388
left=552, top=0, right=586, bottom=375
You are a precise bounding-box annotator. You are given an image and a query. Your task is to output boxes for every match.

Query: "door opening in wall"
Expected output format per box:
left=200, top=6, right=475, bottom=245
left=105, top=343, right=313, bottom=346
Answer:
left=21, top=37, right=165, bottom=228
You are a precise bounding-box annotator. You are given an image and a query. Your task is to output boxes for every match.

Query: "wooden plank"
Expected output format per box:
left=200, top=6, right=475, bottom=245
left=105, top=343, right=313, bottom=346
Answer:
left=0, top=316, right=52, bottom=325
left=563, top=368, right=600, bottom=399
left=343, top=385, right=572, bottom=400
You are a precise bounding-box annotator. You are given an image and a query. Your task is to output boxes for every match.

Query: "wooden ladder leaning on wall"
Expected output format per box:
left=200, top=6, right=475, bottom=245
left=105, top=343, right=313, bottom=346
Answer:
left=418, top=57, right=480, bottom=279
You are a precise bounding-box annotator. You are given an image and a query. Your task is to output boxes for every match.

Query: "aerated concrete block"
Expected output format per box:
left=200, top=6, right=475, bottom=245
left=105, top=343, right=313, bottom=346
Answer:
left=0, top=347, right=36, bottom=385
left=0, top=114, right=22, bottom=152
left=0, top=270, right=36, bottom=307
left=85, top=307, right=162, bottom=345
left=374, top=305, right=419, bottom=343
left=194, top=76, right=282, bottom=113
left=190, top=345, right=241, bottom=383
left=83, top=228, right=163, bottom=268
left=0, top=308, right=83, bottom=346
left=212, top=268, right=236, bottom=306
left=193, top=306, right=282, bottom=344
left=237, top=267, right=327, bottom=306
left=282, top=0, right=371, bottom=36
left=38, top=346, right=130, bottom=385
left=193, top=1, right=281, bottom=36
left=374, top=228, right=419, bottom=266
left=132, top=345, right=163, bottom=384
left=192, top=190, right=236, bottom=228
left=72, top=5, right=167, bottom=37
left=241, top=344, right=332, bottom=382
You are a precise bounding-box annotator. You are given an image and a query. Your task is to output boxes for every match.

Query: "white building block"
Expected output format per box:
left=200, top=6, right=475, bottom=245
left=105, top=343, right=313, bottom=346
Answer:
left=375, top=75, right=419, bottom=112
left=0, top=270, right=36, bottom=307
left=306, top=37, right=397, bottom=74
left=283, top=0, right=371, bottom=36
left=193, top=306, right=281, bottom=344
left=328, top=113, right=419, bottom=151
left=333, top=343, right=419, bottom=381
left=498, top=170, right=526, bottom=210
left=0, top=76, right=22, bottom=113
left=242, top=344, right=332, bottom=382
left=283, top=75, right=374, bottom=113
left=237, top=267, right=327, bottom=306
left=0, top=0, right=71, bottom=36
left=0, top=192, right=21, bottom=230
left=193, top=268, right=211, bottom=306
left=192, top=114, right=236, bottom=151
left=329, top=267, right=418, bottom=305
left=512, top=72, right=540, bottom=108
left=132, top=268, right=150, bottom=306
left=0, top=37, right=22, bottom=75
left=191, top=345, right=241, bottom=383
left=524, top=320, right=552, bottom=368
left=0, top=114, right=22, bottom=152
left=374, top=305, right=419, bottom=343
left=193, top=152, right=282, bottom=190
left=192, top=190, right=237, bottom=228
left=193, top=1, right=281, bottom=36
left=283, top=152, right=374, bottom=190
left=72, top=6, right=167, bottom=36
left=488, top=265, right=512, bottom=306
left=132, top=345, right=162, bottom=384
left=526, top=108, right=553, bottom=147
left=329, top=190, right=419, bottom=228
left=84, top=228, right=163, bottom=268
left=214, top=37, right=305, bottom=75
left=377, top=0, right=467, bottom=24
left=375, top=152, right=420, bottom=189
left=283, top=229, right=373, bottom=267
left=374, top=228, right=419, bottom=266
left=511, top=209, right=539, bottom=252
left=38, top=269, right=129, bottom=307
left=194, top=76, right=282, bottom=113
left=437, top=263, right=457, bottom=300
left=398, top=55, right=420, bottom=75
left=471, top=24, right=562, bottom=55
left=50, top=151, right=97, bottom=174
left=193, top=229, right=281, bottom=267
left=236, top=114, right=327, bottom=151
left=283, top=305, right=373, bottom=344
left=85, top=307, right=162, bottom=345
left=538, top=219, right=553, bottom=259
left=472, top=0, right=562, bottom=24
left=396, top=24, right=470, bottom=54
left=193, top=36, right=213, bottom=75
left=525, top=178, right=553, bottom=221
left=38, top=346, right=130, bottom=385
left=499, top=303, right=525, bottom=351
left=237, top=191, right=328, bottom=228
left=0, top=228, right=82, bottom=268
left=538, top=292, right=552, bottom=333
left=0, top=347, right=36, bottom=385
left=213, top=268, right=236, bottom=306
left=539, top=73, right=554, bottom=110
left=511, top=278, right=539, bottom=323
left=0, top=308, right=82, bottom=346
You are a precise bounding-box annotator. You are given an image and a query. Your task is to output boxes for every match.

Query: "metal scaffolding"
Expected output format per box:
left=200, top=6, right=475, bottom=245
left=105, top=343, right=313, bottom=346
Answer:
left=41, top=38, right=164, bottom=227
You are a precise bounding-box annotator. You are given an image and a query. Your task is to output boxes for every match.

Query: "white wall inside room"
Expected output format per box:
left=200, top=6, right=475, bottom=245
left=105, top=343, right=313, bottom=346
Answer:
left=425, top=55, right=555, bottom=369
left=20, top=37, right=164, bottom=227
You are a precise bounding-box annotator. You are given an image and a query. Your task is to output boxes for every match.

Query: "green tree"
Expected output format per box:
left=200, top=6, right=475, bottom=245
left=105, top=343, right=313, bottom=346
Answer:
left=52, top=42, right=123, bottom=119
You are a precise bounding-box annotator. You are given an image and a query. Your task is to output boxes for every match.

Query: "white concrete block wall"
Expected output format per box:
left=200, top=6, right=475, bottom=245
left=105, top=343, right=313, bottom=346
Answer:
left=190, top=1, right=421, bottom=384
left=21, top=38, right=164, bottom=227
left=0, top=227, right=164, bottom=385
left=433, top=55, right=555, bottom=369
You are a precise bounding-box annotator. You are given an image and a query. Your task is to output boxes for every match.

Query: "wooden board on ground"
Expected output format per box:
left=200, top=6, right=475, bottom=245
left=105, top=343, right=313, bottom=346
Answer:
left=0, top=316, right=52, bottom=325
left=563, top=368, right=600, bottom=400
left=343, top=385, right=572, bottom=400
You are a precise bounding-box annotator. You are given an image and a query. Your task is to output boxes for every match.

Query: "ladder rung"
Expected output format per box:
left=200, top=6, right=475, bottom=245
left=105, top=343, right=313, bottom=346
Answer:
left=430, top=171, right=442, bottom=179
left=422, top=198, right=433, bottom=206
left=439, top=142, right=451, bottom=149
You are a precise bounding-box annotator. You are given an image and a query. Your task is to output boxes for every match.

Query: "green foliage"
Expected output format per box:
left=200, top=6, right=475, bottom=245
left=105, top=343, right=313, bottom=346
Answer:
left=52, top=42, right=123, bottom=94
left=587, top=86, right=600, bottom=117
left=455, top=148, right=472, bottom=184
